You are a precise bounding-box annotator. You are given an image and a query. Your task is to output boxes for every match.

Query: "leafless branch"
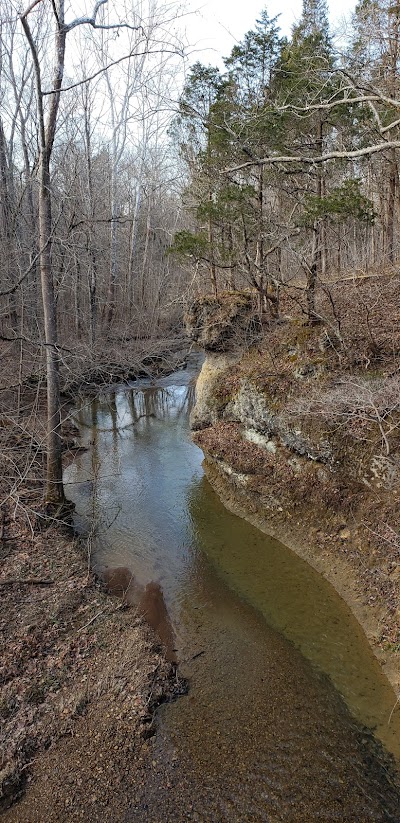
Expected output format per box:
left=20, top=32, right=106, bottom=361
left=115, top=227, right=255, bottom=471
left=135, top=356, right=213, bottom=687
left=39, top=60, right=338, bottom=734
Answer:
left=64, top=0, right=142, bottom=33
left=225, top=140, right=400, bottom=173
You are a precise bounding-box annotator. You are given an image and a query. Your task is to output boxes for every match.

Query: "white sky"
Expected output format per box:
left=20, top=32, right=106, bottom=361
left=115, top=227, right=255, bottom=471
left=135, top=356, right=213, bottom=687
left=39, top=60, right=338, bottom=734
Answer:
left=183, top=0, right=356, bottom=67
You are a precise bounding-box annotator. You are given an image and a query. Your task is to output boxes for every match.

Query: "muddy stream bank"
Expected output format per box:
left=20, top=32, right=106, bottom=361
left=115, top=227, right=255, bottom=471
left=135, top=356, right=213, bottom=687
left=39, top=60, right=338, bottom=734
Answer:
left=63, top=360, right=400, bottom=822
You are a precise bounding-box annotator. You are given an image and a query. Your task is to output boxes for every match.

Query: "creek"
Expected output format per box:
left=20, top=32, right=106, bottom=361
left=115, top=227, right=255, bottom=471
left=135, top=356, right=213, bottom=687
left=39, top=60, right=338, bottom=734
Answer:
left=64, top=358, right=400, bottom=822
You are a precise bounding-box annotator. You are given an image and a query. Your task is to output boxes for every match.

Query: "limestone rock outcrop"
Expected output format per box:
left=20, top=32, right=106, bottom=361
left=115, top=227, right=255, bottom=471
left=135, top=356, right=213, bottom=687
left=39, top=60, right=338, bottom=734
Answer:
left=185, top=292, right=261, bottom=353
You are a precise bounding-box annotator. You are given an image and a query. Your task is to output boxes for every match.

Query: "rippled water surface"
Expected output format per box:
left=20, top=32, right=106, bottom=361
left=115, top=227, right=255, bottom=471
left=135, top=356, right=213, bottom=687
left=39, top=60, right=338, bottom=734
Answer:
left=64, top=359, right=400, bottom=822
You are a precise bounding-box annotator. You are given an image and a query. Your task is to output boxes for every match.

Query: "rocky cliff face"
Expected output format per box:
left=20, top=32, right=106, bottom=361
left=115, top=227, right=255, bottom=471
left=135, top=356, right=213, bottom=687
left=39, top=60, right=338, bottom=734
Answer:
left=185, top=291, right=261, bottom=353
left=193, top=364, right=332, bottom=462
left=191, top=354, right=343, bottom=524
left=187, top=292, right=400, bottom=695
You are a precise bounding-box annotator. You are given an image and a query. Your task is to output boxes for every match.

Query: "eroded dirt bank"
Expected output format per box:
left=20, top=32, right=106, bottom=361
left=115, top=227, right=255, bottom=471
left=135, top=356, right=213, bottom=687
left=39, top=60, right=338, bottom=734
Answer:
left=0, top=487, right=182, bottom=820
left=187, top=280, right=400, bottom=699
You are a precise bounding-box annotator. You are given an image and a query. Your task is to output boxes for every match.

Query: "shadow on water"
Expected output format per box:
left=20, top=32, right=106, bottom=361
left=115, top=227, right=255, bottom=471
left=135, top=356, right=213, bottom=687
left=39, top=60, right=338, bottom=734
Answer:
left=64, top=364, right=400, bottom=821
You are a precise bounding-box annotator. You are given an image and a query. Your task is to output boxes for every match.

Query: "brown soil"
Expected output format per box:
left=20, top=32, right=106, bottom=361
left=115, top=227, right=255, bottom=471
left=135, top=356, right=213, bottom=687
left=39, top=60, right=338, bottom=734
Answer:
left=0, top=474, right=182, bottom=819
left=1, top=612, right=180, bottom=823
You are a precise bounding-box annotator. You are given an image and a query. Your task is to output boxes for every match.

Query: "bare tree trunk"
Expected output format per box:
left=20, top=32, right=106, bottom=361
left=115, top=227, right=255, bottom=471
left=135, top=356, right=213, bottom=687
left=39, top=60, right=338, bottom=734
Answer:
left=315, top=119, right=324, bottom=278
left=256, top=167, right=264, bottom=285
left=320, top=169, right=326, bottom=277
left=83, top=92, right=98, bottom=348
left=140, top=193, right=152, bottom=308
left=366, top=157, right=375, bottom=269
left=207, top=193, right=218, bottom=298
left=21, top=136, right=39, bottom=327
left=106, top=166, right=118, bottom=326
left=227, top=225, right=235, bottom=289
left=370, top=222, right=375, bottom=268
left=387, top=149, right=397, bottom=263
left=0, top=118, right=18, bottom=331
left=21, top=1, right=66, bottom=508
left=307, top=226, right=319, bottom=324
left=128, top=183, right=142, bottom=310
left=74, top=255, right=82, bottom=336
left=88, top=247, right=98, bottom=349
left=306, top=118, right=324, bottom=323
left=39, top=149, right=64, bottom=505
left=386, top=5, right=400, bottom=264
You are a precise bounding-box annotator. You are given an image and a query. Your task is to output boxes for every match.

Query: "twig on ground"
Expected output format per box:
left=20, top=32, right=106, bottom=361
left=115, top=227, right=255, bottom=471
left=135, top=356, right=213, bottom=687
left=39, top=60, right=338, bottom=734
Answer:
left=78, top=606, right=109, bottom=632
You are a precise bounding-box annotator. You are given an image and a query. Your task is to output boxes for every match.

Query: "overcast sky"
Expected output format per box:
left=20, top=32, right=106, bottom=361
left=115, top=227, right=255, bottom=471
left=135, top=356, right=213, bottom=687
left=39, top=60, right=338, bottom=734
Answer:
left=183, top=0, right=355, bottom=67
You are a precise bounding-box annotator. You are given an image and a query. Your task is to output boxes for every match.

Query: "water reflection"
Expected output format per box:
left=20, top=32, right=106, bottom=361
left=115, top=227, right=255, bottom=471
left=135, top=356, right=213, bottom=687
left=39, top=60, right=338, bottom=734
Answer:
left=66, top=379, right=201, bottom=585
left=103, top=566, right=177, bottom=663
left=77, top=385, right=196, bottom=433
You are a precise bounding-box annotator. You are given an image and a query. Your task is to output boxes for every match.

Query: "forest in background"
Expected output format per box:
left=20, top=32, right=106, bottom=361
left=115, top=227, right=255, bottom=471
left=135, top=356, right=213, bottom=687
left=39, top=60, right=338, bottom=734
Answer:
left=1, top=0, right=400, bottom=503
left=173, top=0, right=400, bottom=313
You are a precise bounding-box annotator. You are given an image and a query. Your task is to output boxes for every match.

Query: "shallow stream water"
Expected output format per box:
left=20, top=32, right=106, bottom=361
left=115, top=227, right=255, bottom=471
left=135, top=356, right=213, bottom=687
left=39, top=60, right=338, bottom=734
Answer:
left=64, top=359, right=400, bottom=822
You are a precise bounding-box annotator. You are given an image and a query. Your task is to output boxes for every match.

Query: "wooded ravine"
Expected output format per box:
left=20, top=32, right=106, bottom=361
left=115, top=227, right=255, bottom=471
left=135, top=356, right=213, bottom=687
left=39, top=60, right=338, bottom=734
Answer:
left=1, top=0, right=400, bottom=816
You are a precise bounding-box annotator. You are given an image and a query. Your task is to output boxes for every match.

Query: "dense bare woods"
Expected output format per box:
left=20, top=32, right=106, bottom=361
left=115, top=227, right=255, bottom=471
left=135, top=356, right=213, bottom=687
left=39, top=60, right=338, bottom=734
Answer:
left=1, top=0, right=400, bottom=501
left=0, top=0, right=188, bottom=504
left=9, top=3, right=191, bottom=335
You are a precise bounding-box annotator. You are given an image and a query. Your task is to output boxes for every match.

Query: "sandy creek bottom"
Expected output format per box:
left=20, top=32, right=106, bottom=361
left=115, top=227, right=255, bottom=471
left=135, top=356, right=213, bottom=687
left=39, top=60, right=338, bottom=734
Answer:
left=64, top=362, right=400, bottom=822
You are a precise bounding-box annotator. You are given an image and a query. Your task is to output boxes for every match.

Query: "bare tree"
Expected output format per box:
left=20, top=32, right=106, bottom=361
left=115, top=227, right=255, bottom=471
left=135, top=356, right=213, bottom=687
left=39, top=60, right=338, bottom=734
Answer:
left=19, top=0, right=150, bottom=507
